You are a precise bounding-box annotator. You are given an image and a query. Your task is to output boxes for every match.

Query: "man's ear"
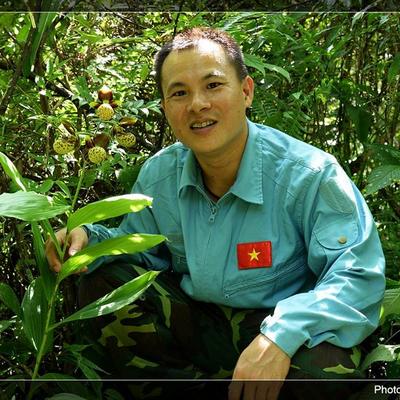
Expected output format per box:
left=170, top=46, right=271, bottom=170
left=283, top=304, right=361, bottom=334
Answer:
left=242, top=75, right=254, bottom=108
left=160, top=99, right=165, bottom=115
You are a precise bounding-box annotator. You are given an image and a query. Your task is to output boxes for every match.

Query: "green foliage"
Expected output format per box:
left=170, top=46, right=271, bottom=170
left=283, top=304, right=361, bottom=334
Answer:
left=67, top=193, right=152, bottom=231
left=0, top=191, right=70, bottom=221
left=0, top=11, right=399, bottom=396
left=59, top=234, right=164, bottom=281
left=53, top=270, right=159, bottom=327
left=360, top=344, right=400, bottom=372
left=0, top=152, right=165, bottom=398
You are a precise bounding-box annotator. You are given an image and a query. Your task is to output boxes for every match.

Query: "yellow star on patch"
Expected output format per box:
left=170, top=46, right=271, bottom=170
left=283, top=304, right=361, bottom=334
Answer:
left=248, top=248, right=261, bottom=261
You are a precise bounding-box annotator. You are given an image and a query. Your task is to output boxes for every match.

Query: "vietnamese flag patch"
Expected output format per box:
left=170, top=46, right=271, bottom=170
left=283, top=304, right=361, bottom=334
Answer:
left=237, top=241, right=272, bottom=269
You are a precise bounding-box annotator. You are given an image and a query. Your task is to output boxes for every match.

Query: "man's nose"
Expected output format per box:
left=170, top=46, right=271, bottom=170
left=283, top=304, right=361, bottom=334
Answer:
left=187, top=91, right=211, bottom=113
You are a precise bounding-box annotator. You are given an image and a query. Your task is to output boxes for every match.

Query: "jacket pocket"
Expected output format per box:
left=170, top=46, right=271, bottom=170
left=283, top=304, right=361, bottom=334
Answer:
left=314, top=217, right=358, bottom=250
left=223, top=255, right=305, bottom=300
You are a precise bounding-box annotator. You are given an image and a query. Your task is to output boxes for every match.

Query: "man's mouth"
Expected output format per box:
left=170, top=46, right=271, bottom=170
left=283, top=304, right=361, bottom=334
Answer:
left=190, top=120, right=217, bottom=129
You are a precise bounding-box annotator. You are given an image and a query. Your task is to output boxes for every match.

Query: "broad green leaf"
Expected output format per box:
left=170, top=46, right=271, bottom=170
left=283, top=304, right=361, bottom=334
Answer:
left=37, top=179, right=54, bottom=193
left=264, top=63, right=291, bottom=83
left=31, top=222, right=56, bottom=301
left=53, top=270, right=159, bottom=327
left=0, top=191, right=70, bottom=221
left=365, top=165, right=400, bottom=195
left=0, top=319, right=15, bottom=333
left=67, top=194, right=152, bottom=232
left=21, top=277, right=53, bottom=354
left=58, top=233, right=165, bottom=281
left=367, top=144, right=400, bottom=165
left=360, top=344, right=400, bottom=371
left=243, top=53, right=291, bottom=82
left=380, top=288, right=400, bottom=323
left=0, top=283, right=22, bottom=319
left=16, top=20, right=31, bottom=44
left=346, top=104, right=372, bottom=143
left=244, top=53, right=266, bottom=76
left=0, top=152, right=27, bottom=191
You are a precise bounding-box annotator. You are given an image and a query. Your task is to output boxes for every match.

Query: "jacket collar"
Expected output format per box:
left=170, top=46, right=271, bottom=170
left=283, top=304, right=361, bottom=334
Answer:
left=179, top=120, right=264, bottom=205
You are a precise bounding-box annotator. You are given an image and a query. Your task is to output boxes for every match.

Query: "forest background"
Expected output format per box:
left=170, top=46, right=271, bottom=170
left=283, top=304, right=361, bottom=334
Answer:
left=0, top=9, right=399, bottom=399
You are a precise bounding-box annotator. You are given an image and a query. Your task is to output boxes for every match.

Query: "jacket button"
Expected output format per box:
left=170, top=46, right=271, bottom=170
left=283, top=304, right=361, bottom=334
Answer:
left=338, top=236, right=347, bottom=244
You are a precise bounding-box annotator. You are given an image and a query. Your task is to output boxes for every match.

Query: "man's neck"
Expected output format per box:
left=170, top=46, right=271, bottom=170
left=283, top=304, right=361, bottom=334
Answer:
left=196, top=134, right=248, bottom=199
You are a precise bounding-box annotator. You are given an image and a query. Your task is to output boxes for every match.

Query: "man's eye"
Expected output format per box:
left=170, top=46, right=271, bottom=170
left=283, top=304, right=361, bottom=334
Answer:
left=172, top=90, right=185, bottom=97
left=207, top=82, right=221, bottom=89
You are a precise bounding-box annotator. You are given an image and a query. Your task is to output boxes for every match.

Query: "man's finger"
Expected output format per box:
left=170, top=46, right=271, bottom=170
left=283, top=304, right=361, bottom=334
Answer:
left=73, top=266, right=88, bottom=275
left=267, top=381, right=283, bottom=400
left=228, top=381, right=243, bottom=400
left=255, top=382, right=271, bottom=400
left=45, top=241, right=61, bottom=273
left=67, top=228, right=88, bottom=257
left=243, top=381, right=257, bottom=400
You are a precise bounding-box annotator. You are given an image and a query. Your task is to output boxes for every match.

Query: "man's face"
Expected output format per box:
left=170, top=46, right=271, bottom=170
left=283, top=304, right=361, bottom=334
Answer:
left=161, top=40, right=254, bottom=159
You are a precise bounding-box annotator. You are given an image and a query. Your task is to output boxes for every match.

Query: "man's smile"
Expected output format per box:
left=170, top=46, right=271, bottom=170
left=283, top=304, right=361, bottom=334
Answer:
left=190, top=120, right=217, bottom=130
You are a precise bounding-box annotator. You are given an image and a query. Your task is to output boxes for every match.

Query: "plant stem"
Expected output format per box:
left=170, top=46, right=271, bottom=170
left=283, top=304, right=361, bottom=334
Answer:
left=27, top=280, right=60, bottom=400
left=41, top=219, right=63, bottom=261
left=30, top=280, right=59, bottom=381
left=59, top=162, right=86, bottom=260
left=71, top=161, right=86, bottom=213
left=60, top=162, right=86, bottom=257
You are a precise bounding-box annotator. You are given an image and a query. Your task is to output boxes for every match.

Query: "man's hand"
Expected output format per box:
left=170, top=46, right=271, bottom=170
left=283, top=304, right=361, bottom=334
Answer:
left=45, top=227, right=89, bottom=273
left=229, top=334, right=291, bottom=400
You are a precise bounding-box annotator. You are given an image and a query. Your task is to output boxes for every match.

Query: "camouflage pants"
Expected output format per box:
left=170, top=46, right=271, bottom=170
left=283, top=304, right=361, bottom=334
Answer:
left=78, top=263, right=365, bottom=399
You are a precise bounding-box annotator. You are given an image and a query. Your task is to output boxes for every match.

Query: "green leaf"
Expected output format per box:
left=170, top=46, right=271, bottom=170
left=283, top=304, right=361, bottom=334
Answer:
left=58, top=233, right=165, bottom=281
left=0, top=319, right=15, bottom=333
left=31, top=222, right=56, bottom=301
left=367, top=144, right=400, bottom=165
left=388, top=53, right=400, bottom=84
left=360, top=344, right=400, bottom=371
left=67, top=194, right=152, bottom=232
left=386, top=278, right=400, bottom=289
left=0, top=283, right=22, bottom=319
left=55, top=180, right=72, bottom=199
left=64, top=344, right=108, bottom=379
left=346, top=104, right=372, bottom=143
left=365, top=165, right=400, bottom=195
left=23, top=13, right=58, bottom=77
left=380, top=288, right=400, bottom=323
left=37, top=179, right=54, bottom=193
left=0, top=191, right=70, bottom=221
left=264, top=63, right=291, bottom=83
left=243, top=53, right=291, bottom=82
left=21, top=277, right=53, bottom=354
left=0, top=152, right=27, bottom=191
left=53, top=270, right=159, bottom=328
left=244, top=53, right=266, bottom=76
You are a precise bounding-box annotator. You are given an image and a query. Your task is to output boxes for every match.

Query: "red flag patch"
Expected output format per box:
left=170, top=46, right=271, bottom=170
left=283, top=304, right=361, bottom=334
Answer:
left=237, top=241, right=272, bottom=269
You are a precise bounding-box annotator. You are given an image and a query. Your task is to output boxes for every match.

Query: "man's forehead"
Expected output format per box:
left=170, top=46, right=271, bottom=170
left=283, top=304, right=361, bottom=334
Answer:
left=167, top=39, right=228, bottom=65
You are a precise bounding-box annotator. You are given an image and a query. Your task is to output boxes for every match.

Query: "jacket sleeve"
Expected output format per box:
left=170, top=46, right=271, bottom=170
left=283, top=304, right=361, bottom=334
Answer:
left=260, top=162, right=386, bottom=358
left=83, top=171, right=171, bottom=273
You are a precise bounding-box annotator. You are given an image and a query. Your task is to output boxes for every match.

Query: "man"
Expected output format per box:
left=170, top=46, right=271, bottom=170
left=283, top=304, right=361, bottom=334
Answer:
left=46, top=27, right=385, bottom=399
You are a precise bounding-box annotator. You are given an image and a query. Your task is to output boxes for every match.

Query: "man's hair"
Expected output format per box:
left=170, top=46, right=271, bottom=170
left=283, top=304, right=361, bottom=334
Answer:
left=154, top=27, right=248, bottom=98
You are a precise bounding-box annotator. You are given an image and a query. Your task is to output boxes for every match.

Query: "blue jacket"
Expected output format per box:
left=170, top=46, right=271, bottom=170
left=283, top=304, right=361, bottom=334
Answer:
left=85, top=120, right=386, bottom=357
